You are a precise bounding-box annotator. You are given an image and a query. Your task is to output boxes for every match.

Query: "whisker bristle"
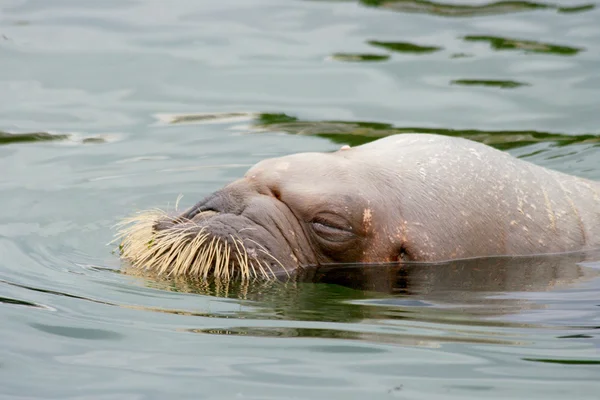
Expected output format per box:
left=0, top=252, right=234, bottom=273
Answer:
left=114, top=207, right=285, bottom=282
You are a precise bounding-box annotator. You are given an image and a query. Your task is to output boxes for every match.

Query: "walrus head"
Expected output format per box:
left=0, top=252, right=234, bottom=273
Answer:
left=117, top=133, right=600, bottom=280
left=116, top=146, right=405, bottom=280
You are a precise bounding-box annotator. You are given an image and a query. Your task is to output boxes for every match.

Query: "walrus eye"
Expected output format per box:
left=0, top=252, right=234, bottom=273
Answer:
left=311, top=215, right=354, bottom=243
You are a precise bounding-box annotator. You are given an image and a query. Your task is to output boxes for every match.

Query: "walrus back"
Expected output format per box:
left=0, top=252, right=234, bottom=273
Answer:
left=360, top=134, right=600, bottom=260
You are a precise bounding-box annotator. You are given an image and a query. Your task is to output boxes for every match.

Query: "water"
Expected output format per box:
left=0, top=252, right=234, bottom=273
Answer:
left=1, top=0, right=600, bottom=398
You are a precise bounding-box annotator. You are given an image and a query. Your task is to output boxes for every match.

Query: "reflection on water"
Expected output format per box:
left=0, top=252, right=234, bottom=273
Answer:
left=523, top=358, right=600, bottom=365
left=0, top=130, right=69, bottom=145
left=155, top=112, right=257, bottom=125
left=123, top=250, right=600, bottom=349
left=0, top=296, right=46, bottom=309
left=463, top=35, right=583, bottom=56
left=300, top=251, right=599, bottom=308
left=328, top=53, right=390, bottom=62
left=367, top=40, right=442, bottom=54
left=142, top=250, right=600, bottom=316
left=451, top=79, right=530, bottom=89
left=0, top=130, right=120, bottom=146
left=192, top=326, right=521, bottom=346
left=358, top=0, right=595, bottom=16
left=157, top=111, right=600, bottom=150
left=30, top=323, right=124, bottom=341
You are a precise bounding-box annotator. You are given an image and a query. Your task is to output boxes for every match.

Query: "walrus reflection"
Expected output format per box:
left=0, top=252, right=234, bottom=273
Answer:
left=174, top=255, right=599, bottom=347
left=137, top=250, right=599, bottom=322
left=294, top=251, right=600, bottom=317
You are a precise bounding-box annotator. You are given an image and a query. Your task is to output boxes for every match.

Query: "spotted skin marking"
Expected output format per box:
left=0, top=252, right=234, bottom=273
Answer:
left=542, top=188, right=557, bottom=232
left=557, top=179, right=587, bottom=245
left=363, top=208, right=373, bottom=231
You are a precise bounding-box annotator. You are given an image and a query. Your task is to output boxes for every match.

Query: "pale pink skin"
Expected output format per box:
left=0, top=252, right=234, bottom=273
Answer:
left=157, top=133, right=600, bottom=276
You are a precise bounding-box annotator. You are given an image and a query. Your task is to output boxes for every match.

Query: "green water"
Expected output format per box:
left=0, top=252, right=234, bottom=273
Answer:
left=1, top=0, right=599, bottom=398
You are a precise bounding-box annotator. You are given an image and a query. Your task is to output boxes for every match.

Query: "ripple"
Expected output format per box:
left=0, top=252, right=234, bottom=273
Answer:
left=0, top=279, right=115, bottom=307
left=327, top=53, right=390, bottom=62
left=451, top=79, right=531, bottom=89
left=0, top=130, right=122, bottom=146
left=154, top=112, right=257, bottom=126
left=367, top=40, right=442, bottom=54
left=30, top=323, right=124, bottom=341
left=192, top=326, right=523, bottom=346
left=117, top=250, right=600, bottom=337
left=0, top=295, right=47, bottom=309
left=246, top=112, right=600, bottom=150
left=557, top=334, right=594, bottom=339
left=463, top=35, right=584, bottom=56
left=305, top=344, right=387, bottom=354
left=523, top=358, right=600, bottom=365
left=153, top=111, right=600, bottom=152
left=0, top=130, right=69, bottom=145
left=450, top=52, right=474, bottom=59
left=359, top=0, right=595, bottom=17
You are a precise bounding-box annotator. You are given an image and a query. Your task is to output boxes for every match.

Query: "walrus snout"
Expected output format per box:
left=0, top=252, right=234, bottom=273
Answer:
left=180, top=178, right=273, bottom=222
left=190, top=210, right=218, bottom=223
left=115, top=176, right=310, bottom=280
left=152, top=210, right=220, bottom=233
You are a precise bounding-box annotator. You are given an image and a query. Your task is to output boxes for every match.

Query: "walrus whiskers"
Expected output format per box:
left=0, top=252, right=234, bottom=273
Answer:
left=261, top=260, right=276, bottom=279
left=148, top=230, right=185, bottom=273
left=187, top=232, right=210, bottom=276
left=159, top=229, right=193, bottom=275
left=191, top=236, right=210, bottom=277
left=255, top=261, right=265, bottom=279
left=234, top=253, right=245, bottom=280
left=245, top=237, right=289, bottom=279
left=175, top=193, right=184, bottom=211
left=247, top=259, right=256, bottom=278
left=231, top=235, right=250, bottom=279
left=176, top=231, right=204, bottom=276
left=197, top=236, right=216, bottom=279
left=222, top=241, right=231, bottom=279
left=205, top=237, right=221, bottom=279
left=114, top=207, right=288, bottom=281
left=213, top=242, right=223, bottom=278
left=255, top=259, right=268, bottom=280
left=214, top=242, right=227, bottom=279
left=165, top=229, right=199, bottom=276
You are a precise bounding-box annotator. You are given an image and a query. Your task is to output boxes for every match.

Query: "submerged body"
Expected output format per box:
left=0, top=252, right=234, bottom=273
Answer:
left=117, top=134, right=600, bottom=279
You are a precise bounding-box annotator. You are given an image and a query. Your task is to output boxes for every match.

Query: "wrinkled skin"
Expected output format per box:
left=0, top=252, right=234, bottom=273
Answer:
left=155, top=133, right=600, bottom=277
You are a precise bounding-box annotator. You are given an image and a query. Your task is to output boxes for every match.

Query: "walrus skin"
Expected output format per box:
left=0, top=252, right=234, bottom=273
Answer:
left=128, top=133, right=600, bottom=278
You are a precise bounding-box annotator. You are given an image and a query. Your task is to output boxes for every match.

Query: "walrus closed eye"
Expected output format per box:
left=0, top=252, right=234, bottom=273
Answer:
left=115, top=133, right=600, bottom=281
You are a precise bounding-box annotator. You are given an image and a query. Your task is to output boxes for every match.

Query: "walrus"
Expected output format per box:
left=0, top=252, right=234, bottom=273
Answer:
left=116, top=133, right=600, bottom=280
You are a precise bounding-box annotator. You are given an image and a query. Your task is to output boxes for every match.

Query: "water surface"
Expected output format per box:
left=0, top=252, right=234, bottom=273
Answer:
left=1, top=0, right=599, bottom=399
